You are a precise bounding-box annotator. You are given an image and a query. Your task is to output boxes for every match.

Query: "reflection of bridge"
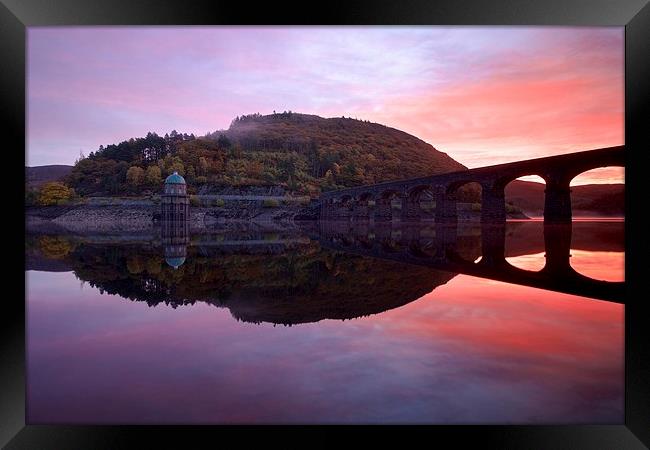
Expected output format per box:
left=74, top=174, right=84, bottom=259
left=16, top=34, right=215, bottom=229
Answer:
left=318, top=221, right=625, bottom=303
left=320, top=146, right=624, bottom=224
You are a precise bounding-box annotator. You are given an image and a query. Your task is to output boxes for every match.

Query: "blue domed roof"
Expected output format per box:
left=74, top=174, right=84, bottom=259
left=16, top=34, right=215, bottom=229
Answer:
left=165, top=171, right=186, bottom=184
left=165, top=256, right=186, bottom=269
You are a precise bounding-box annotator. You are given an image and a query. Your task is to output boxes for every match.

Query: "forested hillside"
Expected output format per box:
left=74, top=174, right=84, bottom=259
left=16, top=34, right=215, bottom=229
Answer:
left=63, top=112, right=468, bottom=197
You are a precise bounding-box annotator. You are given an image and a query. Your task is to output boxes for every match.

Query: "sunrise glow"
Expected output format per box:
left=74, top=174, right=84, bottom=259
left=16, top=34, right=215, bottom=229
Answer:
left=28, top=26, right=624, bottom=183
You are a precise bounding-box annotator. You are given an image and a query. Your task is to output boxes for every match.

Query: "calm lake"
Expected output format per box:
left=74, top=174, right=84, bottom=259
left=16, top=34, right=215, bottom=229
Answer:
left=25, top=219, right=624, bottom=424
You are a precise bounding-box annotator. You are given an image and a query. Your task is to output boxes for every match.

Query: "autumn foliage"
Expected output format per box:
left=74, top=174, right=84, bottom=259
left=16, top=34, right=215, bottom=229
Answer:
left=64, top=112, right=469, bottom=198
left=37, top=182, right=76, bottom=206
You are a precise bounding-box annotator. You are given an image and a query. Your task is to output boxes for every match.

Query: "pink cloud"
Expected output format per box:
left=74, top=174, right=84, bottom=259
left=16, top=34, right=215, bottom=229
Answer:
left=28, top=27, right=624, bottom=185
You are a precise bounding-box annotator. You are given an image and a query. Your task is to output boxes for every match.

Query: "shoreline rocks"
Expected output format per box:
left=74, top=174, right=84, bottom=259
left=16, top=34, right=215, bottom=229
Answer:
left=26, top=201, right=529, bottom=235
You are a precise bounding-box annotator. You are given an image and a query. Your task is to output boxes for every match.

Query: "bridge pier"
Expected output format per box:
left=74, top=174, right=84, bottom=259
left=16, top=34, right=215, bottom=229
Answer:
left=336, top=202, right=353, bottom=220
left=434, top=186, right=458, bottom=224
left=321, top=201, right=332, bottom=220
left=544, top=176, right=572, bottom=223
left=401, top=196, right=421, bottom=222
left=374, top=197, right=393, bottom=222
left=434, top=222, right=458, bottom=260
left=480, top=223, right=506, bottom=267
left=325, top=200, right=343, bottom=221
left=481, top=184, right=506, bottom=224
left=543, top=222, right=572, bottom=276
left=401, top=224, right=423, bottom=243
left=372, top=223, right=393, bottom=245
left=352, top=204, right=371, bottom=221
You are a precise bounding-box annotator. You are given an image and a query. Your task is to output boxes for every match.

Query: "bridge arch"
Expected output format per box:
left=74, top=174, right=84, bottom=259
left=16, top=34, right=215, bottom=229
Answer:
left=333, top=195, right=353, bottom=220
left=502, top=175, right=547, bottom=220
left=407, top=238, right=438, bottom=258
left=356, top=192, right=375, bottom=202
left=402, top=184, right=435, bottom=221
left=374, top=188, right=402, bottom=222
left=352, top=192, right=375, bottom=221
left=443, top=180, right=482, bottom=223
left=569, top=166, right=624, bottom=218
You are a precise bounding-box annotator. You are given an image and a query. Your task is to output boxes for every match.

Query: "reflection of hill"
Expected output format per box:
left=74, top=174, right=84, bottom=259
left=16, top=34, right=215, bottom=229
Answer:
left=27, top=221, right=622, bottom=323
left=27, top=235, right=461, bottom=325
left=226, top=256, right=456, bottom=325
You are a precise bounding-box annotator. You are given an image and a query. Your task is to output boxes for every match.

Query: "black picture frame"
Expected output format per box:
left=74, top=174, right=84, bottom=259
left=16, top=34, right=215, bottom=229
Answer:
left=4, top=0, right=649, bottom=448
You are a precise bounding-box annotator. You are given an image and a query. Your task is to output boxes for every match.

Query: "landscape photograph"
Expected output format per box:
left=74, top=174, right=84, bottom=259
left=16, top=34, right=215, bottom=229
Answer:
left=25, top=26, right=625, bottom=424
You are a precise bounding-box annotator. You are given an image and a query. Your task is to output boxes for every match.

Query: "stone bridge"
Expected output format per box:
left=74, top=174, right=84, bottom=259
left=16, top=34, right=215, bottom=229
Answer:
left=318, top=221, right=625, bottom=303
left=320, top=146, right=624, bottom=223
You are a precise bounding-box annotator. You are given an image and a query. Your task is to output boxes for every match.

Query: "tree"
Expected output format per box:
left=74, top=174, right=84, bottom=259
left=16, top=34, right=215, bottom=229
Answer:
left=74, top=150, right=86, bottom=165
left=217, top=134, right=232, bottom=149
left=25, top=188, right=39, bottom=206
left=38, top=182, right=75, bottom=206
left=308, top=139, right=321, bottom=177
left=145, top=165, right=162, bottom=186
left=186, top=165, right=196, bottom=182
left=198, top=157, right=208, bottom=176
left=126, top=166, right=145, bottom=186
left=169, top=161, right=185, bottom=176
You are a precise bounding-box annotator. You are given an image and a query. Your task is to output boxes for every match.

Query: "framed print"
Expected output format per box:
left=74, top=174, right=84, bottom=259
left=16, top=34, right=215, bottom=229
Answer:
left=3, top=0, right=649, bottom=448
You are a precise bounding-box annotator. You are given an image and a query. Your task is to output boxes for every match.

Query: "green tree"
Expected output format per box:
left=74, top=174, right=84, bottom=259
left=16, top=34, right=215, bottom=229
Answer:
left=126, top=166, right=145, bottom=186
left=145, top=165, right=162, bottom=186
left=25, top=188, right=39, bottom=206
left=169, top=161, right=185, bottom=176
left=186, top=165, right=196, bottom=182
left=217, top=134, right=232, bottom=149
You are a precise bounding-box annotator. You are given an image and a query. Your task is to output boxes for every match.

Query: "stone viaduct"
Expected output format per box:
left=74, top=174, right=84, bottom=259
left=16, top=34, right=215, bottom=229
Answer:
left=319, top=146, right=624, bottom=224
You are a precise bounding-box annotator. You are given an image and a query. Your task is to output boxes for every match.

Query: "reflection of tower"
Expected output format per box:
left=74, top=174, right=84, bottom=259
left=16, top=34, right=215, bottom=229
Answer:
left=161, top=172, right=190, bottom=269
left=162, top=221, right=189, bottom=269
left=161, top=171, right=189, bottom=222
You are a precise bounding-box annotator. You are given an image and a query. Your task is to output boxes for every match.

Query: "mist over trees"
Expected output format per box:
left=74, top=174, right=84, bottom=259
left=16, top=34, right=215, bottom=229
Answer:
left=63, top=112, right=468, bottom=197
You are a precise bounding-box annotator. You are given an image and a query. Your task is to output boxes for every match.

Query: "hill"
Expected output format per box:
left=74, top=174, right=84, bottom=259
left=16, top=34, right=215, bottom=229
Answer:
left=26, top=165, right=73, bottom=189
left=506, top=180, right=624, bottom=216
left=220, top=112, right=466, bottom=183
left=63, top=112, right=470, bottom=197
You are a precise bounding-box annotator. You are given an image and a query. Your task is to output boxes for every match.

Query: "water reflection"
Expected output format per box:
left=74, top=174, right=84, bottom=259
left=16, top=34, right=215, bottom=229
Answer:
left=25, top=220, right=625, bottom=325
left=25, top=220, right=624, bottom=424
left=317, top=221, right=624, bottom=302
left=505, top=221, right=624, bottom=282
left=27, top=227, right=460, bottom=325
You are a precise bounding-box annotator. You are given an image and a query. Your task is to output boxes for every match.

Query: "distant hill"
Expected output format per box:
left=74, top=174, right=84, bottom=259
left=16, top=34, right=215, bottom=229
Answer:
left=26, top=165, right=73, bottom=189
left=506, top=180, right=624, bottom=217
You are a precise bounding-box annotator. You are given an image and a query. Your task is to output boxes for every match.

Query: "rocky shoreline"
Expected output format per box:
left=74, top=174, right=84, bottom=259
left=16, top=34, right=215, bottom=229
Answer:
left=26, top=200, right=313, bottom=233
left=26, top=200, right=528, bottom=234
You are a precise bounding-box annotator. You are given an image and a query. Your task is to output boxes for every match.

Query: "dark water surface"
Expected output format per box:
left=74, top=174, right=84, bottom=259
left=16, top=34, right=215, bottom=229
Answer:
left=25, top=220, right=624, bottom=424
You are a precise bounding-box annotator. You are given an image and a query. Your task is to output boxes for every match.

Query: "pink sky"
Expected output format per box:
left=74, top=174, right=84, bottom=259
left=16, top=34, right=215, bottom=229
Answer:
left=27, top=26, right=624, bottom=184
